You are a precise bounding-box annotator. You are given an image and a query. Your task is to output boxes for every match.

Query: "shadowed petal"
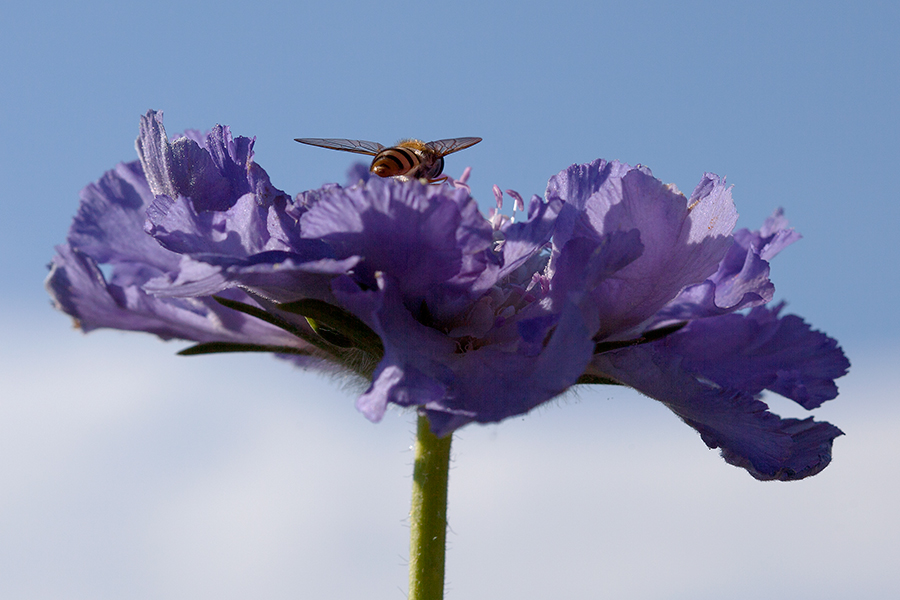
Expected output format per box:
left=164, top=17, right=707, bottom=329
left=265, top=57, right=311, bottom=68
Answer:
left=658, top=303, right=850, bottom=409
left=333, top=274, right=594, bottom=436
left=46, top=244, right=312, bottom=351
left=653, top=208, right=802, bottom=324
left=67, top=161, right=178, bottom=277
left=300, top=177, right=496, bottom=322
left=591, top=345, right=843, bottom=481
left=548, top=161, right=738, bottom=339
left=135, top=109, right=288, bottom=212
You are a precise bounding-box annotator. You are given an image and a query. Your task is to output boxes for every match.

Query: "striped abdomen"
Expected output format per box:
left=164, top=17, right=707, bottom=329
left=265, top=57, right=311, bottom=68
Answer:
left=370, top=145, right=443, bottom=180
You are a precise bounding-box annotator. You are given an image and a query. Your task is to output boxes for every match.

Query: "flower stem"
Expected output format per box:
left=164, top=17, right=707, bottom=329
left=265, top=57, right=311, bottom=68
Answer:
left=408, top=413, right=452, bottom=600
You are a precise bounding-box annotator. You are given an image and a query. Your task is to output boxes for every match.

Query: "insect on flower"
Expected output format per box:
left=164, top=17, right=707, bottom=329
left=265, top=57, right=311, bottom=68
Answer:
left=294, top=137, right=482, bottom=183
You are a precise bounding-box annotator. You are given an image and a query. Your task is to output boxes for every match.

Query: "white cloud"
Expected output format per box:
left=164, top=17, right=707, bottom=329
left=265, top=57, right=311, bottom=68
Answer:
left=1, top=315, right=897, bottom=599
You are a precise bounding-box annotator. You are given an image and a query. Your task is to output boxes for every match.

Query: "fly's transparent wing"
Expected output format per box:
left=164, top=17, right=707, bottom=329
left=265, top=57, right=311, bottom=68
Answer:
left=425, top=137, right=482, bottom=156
left=294, top=138, right=385, bottom=156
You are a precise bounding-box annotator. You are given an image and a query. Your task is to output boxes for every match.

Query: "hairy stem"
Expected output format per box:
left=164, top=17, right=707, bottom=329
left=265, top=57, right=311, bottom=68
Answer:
left=408, top=413, right=452, bottom=600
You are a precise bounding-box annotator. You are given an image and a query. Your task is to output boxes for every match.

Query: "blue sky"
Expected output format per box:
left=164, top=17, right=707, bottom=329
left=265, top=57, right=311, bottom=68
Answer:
left=2, top=1, right=898, bottom=598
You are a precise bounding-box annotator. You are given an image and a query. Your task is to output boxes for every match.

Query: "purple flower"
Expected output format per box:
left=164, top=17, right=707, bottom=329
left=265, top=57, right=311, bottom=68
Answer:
left=47, top=111, right=849, bottom=481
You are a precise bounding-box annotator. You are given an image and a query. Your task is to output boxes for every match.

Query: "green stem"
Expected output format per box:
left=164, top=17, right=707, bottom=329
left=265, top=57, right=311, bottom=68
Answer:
left=408, top=413, right=453, bottom=600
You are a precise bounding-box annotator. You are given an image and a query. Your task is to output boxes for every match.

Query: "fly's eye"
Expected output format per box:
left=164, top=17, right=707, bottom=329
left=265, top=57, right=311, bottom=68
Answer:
left=425, top=156, right=444, bottom=179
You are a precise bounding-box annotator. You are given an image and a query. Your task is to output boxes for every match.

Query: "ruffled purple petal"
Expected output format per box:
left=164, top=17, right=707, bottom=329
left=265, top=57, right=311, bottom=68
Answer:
left=67, top=161, right=178, bottom=277
left=656, top=303, right=850, bottom=409
left=652, top=208, right=802, bottom=324
left=740, top=208, right=802, bottom=261
left=144, top=189, right=336, bottom=265
left=651, top=250, right=772, bottom=324
left=135, top=109, right=288, bottom=212
left=332, top=274, right=594, bottom=437
left=331, top=274, right=456, bottom=422
left=591, top=345, right=843, bottom=481
left=495, top=194, right=561, bottom=280
left=550, top=231, right=645, bottom=304
left=46, top=134, right=318, bottom=353
left=548, top=161, right=738, bottom=339
left=46, top=244, right=311, bottom=350
left=300, top=177, right=495, bottom=322
left=142, top=251, right=359, bottom=303
left=136, top=110, right=228, bottom=210
left=426, top=297, right=594, bottom=436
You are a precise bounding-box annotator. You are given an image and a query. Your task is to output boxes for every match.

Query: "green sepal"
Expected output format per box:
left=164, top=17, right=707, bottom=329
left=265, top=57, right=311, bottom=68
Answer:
left=178, top=342, right=313, bottom=356
left=211, top=295, right=333, bottom=354
left=305, top=318, right=354, bottom=348
left=593, top=321, right=687, bottom=354
left=278, top=298, right=384, bottom=359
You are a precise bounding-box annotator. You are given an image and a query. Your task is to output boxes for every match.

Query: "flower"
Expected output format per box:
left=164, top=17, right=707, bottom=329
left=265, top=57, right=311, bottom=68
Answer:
left=47, top=110, right=849, bottom=480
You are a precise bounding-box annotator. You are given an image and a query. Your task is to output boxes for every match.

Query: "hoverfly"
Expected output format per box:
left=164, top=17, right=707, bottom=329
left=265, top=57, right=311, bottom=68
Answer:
left=294, top=137, right=482, bottom=183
